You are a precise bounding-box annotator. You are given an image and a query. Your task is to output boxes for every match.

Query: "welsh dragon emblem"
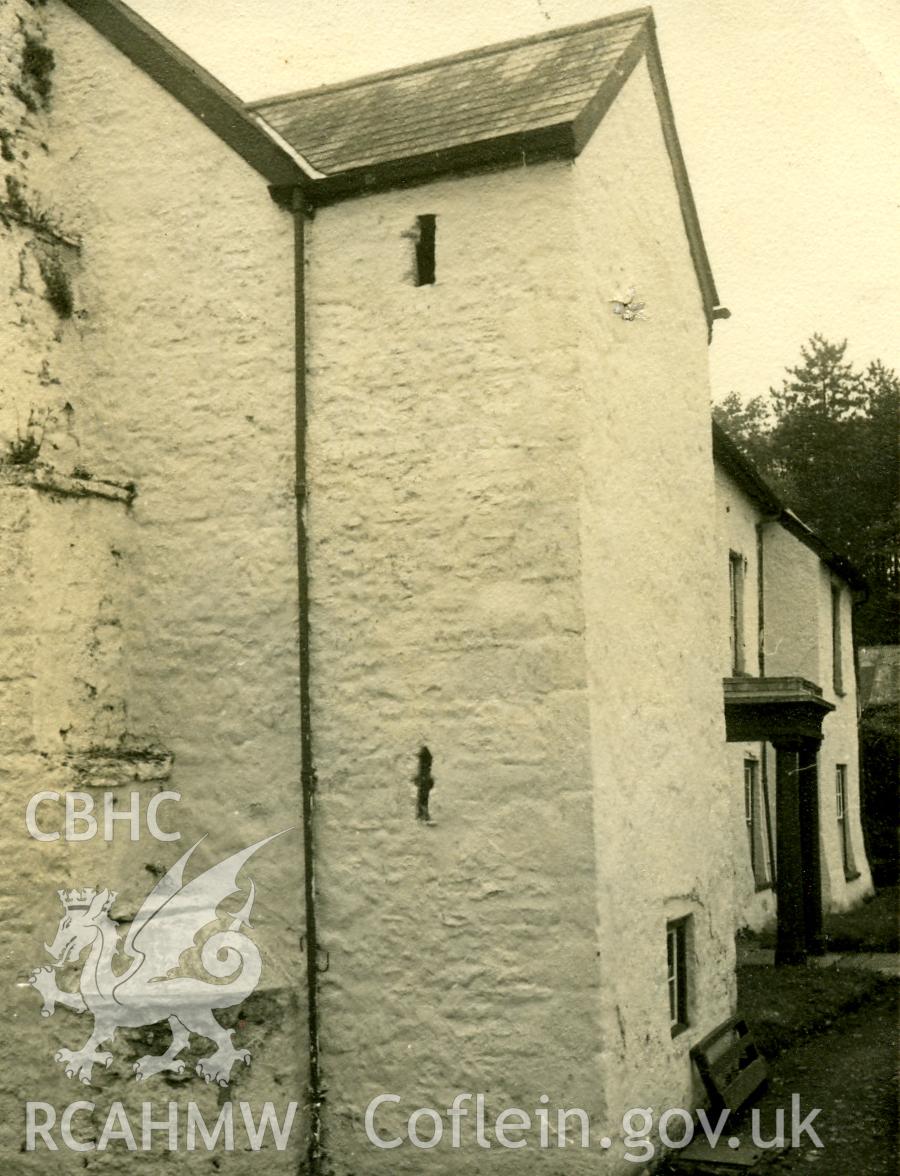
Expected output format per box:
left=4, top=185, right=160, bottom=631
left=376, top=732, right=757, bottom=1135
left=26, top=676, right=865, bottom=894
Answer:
left=27, top=832, right=286, bottom=1087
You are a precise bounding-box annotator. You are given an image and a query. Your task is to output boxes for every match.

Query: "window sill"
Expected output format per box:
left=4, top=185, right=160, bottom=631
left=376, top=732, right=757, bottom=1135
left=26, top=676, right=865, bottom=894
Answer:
left=754, top=881, right=774, bottom=894
left=670, top=1022, right=690, bottom=1040
left=844, top=870, right=861, bottom=883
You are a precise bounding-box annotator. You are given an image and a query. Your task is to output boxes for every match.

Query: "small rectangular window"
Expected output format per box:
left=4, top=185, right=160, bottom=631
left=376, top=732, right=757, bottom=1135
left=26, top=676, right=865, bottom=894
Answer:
left=831, top=585, right=844, bottom=694
left=666, top=917, right=690, bottom=1036
left=836, top=765, right=856, bottom=878
left=744, top=763, right=754, bottom=828
left=414, top=214, right=436, bottom=286
left=744, top=759, right=772, bottom=888
left=729, top=552, right=746, bottom=674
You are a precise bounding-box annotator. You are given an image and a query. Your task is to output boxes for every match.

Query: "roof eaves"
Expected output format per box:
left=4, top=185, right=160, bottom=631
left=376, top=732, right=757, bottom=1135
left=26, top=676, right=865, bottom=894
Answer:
left=712, top=420, right=781, bottom=514
left=253, top=10, right=655, bottom=204
left=63, top=0, right=308, bottom=190
left=777, top=510, right=868, bottom=592
left=711, top=420, right=867, bottom=592
left=253, top=9, right=723, bottom=332
left=67, top=1, right=725, bottom=336
left=289, top=121, right=576, bottom=207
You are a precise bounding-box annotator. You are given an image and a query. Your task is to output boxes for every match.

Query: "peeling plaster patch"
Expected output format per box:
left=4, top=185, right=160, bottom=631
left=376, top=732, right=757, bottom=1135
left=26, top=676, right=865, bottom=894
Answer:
left=609, top=286, right=647, bottom=320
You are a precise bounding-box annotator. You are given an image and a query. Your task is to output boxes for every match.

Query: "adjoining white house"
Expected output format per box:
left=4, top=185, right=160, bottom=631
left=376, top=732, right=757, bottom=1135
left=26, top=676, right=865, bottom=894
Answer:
left=858, top=644, right=900, bottom=884
left=0, top=1, right=873, bottom=1172
left=713, top=423, right=873, bottom=950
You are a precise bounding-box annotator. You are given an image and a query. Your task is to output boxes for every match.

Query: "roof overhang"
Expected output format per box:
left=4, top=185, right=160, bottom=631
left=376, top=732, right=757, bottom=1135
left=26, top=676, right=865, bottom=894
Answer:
left=290, top=121, right=577, bottom=207
left=64, top=1, right=724, bottom=331
left=262, top=12, right=725, bottom=329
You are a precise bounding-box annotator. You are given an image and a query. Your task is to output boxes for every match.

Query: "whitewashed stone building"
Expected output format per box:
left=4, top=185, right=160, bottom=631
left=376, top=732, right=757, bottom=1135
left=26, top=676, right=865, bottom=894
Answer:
left=712, top=426, right=873, bottom=942
left=0, top=1, right=870, bottom=1173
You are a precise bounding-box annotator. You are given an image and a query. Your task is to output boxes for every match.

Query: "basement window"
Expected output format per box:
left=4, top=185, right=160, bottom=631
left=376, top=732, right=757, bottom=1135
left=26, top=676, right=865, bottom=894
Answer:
left=666, top=917, right=691, bottom=1037
left=414, top=214, right=436, bottom=286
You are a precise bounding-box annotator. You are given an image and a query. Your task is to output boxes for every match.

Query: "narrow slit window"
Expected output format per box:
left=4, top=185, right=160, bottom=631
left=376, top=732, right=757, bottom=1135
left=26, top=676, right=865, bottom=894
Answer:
left=666, top=916, right=690, bottom=1036
left=415, top=214, right=436, bottom=286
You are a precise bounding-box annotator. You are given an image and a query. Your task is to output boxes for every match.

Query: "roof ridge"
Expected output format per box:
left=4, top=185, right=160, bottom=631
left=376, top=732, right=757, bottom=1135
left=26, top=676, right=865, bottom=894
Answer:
left=246, top=7, right=651, bottom=110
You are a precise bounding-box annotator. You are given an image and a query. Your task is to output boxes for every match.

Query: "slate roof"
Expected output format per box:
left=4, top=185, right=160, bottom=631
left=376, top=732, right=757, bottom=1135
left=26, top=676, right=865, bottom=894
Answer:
left=248, top=9, right=650, bottom=175
left=858, top=646, right=900, bottom=713
left=64, top=0, right=724, bottom=323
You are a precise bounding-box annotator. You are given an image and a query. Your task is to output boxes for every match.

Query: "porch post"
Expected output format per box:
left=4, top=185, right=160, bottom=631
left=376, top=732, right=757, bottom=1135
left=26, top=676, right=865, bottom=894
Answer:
left=773, top=736, right=806, bottom=965
left=722, top=677, right=834, bottom=966
left=799, top=738, right=825, bottom=955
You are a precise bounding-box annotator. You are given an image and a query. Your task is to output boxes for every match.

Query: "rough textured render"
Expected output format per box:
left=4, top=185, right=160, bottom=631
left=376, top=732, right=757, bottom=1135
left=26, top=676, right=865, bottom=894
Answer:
left=306, top=157, right=599, bottom=1174
left=305, top=50, right=733, bottom=1173
left=2, top=1, right=306, bottom=1170
left=570, top=55, right=735, bottom=1138
left=250, top=9, right=648, bottom=173
left=715, top=464, right=873, bottom=931
left=764, top=525, right=872, bottom=910
left=1, top=2, right=875, bottom=1174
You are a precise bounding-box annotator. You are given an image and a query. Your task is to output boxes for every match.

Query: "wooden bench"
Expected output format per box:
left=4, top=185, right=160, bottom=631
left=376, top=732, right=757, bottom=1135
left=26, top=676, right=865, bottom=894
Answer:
left=690, top=1016, right=768, bottom=1112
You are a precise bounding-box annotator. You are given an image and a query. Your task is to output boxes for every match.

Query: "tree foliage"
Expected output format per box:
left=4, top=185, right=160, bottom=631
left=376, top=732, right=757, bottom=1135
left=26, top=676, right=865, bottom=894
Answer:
left=714, top=335, right=899, bottom=646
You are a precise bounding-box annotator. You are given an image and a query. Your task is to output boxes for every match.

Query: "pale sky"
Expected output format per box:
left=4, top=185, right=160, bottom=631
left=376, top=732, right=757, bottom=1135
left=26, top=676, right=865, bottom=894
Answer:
left=128, top=0, right=900, bottom=403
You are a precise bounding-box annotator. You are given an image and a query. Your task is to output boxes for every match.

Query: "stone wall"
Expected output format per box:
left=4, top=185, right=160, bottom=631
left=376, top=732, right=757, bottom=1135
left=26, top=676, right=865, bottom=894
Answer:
left=306, top=156, right=606, bottom=1173
left=2, top=2, right=307, bottom=1169
left=715, top=467, right=873, bottom=934
left=813, top=563, right=873, bottom=910
left=764, top=521, right=873, bottom=912
left=0, top=6, right=829, bottom=1173
left=571, top=57, right=736, bottom=1151
left=0, top=0, right=78, bottom=456
left=305, top=54, right=736, bottom=1174
left=715, top=465, right=776, bottom=932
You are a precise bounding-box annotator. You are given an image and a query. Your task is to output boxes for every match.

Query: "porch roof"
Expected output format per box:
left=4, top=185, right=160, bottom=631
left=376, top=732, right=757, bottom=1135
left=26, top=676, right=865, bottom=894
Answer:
left=723, top=676, right=835, bottom=744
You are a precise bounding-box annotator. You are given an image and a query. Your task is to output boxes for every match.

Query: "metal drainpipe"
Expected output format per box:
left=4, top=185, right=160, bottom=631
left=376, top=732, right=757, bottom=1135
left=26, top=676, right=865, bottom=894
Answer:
left=755, top=519, right=766, bottom=676
left=755, top=513, right=782, bottom=676
left=291, top=186, right=323, bottom=1175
